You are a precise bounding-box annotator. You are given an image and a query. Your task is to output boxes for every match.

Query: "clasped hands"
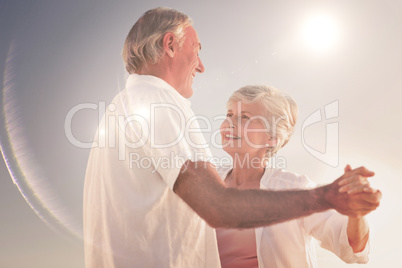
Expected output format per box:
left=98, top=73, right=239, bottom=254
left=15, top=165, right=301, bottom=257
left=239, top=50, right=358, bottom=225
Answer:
left=326, top=165, right=382, bottom=218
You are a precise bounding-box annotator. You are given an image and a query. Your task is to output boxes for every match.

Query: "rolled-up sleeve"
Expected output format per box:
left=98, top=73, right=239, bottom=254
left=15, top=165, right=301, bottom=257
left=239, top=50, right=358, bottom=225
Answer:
left=303, top=210, right=369, bottom=263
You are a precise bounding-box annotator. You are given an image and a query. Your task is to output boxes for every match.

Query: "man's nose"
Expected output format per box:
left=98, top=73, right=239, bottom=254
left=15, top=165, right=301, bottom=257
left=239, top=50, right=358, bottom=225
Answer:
left=196, top=56, right=205, bottom=73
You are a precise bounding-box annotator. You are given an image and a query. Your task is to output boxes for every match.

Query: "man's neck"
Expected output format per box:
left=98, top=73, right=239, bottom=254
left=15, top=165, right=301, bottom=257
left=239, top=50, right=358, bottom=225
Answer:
left=136, top=60, right=179, bottom=93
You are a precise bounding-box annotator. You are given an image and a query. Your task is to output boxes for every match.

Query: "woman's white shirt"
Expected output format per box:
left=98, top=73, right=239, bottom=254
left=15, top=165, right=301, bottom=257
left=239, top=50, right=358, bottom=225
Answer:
left=217, top=166, right=369, bottom=268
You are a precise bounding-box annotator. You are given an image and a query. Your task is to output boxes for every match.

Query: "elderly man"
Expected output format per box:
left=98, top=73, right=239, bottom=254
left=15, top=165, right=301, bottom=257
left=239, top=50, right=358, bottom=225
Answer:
left=83, top=7, right=381, bottom=268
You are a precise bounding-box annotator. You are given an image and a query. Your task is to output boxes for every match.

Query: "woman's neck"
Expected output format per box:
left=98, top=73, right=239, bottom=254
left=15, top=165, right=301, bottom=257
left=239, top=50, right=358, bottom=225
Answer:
left=226, top=153, right=266, bottom=188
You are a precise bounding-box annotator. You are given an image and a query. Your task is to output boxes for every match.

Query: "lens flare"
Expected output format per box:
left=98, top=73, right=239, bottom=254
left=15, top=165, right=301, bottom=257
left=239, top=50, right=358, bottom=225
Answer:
left=0, top=40, right=82, bottom=240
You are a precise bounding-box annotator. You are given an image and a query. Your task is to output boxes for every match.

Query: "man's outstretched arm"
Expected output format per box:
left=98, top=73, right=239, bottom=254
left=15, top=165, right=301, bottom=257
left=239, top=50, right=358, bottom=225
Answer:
left=173, top=161, right=380, bottom=229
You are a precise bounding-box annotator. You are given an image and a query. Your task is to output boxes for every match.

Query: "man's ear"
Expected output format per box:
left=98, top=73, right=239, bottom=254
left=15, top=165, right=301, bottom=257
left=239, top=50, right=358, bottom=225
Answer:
left=163, top=32, right=176, bottom=57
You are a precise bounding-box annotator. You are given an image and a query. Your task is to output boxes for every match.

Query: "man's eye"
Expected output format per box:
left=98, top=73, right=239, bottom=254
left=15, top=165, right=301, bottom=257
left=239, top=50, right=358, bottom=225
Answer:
left=226, top=114, right=233, bottom=117
left=241, top=115, right=249, bottom=119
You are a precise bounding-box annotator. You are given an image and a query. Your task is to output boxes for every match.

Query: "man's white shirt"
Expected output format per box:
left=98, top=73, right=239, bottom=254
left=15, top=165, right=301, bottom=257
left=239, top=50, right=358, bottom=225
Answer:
left=83, top=74, right=221, bottom=268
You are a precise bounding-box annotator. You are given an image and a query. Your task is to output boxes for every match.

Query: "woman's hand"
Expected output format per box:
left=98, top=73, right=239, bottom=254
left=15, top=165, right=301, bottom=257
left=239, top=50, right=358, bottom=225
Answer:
left=337, top=165, right=382, bottom=252
left=338, top=165, right=378, bottom=194
left=323, top=165, right=382, bottom=218
left=338, top=165, right=382, bottom=218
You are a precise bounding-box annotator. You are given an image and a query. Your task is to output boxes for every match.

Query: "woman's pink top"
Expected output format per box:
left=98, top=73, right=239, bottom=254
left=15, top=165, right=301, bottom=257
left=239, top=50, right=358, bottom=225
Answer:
left=216, top=227, right=258, bottom=268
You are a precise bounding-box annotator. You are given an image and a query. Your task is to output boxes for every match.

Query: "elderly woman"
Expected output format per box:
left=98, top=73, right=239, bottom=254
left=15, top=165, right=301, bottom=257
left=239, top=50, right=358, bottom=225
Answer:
left=216, top=85, right=379, bottom=268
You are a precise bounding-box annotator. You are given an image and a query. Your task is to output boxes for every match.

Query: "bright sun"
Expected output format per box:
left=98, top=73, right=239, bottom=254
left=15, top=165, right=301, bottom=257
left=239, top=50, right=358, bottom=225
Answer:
left=301, top=14, right=339, bottom=52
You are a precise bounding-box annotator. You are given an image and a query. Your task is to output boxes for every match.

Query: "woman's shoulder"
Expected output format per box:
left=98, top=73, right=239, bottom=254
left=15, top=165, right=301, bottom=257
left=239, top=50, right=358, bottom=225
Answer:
left=261, top=168, right=316, bottom=190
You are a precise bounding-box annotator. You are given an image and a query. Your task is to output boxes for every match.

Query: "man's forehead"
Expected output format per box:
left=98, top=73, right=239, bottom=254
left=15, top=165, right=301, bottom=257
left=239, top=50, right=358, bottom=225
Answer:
left=185, top=25, right=202, bottom=49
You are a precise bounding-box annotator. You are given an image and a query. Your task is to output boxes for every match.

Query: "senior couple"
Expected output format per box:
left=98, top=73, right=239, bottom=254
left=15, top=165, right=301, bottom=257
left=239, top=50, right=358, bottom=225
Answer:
left=83, top=7, right=382, bottom=268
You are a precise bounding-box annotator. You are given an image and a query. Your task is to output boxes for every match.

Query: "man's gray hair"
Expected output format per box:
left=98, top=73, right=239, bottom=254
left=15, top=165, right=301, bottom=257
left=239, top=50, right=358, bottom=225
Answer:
left=228, top=85, right=299, bottom=157
left=122, top=7, right=193, bottom=74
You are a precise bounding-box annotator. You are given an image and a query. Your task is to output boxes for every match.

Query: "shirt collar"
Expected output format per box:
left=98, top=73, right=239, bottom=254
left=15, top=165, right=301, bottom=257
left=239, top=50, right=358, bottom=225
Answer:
left=126, top=74, right=192, bottom=107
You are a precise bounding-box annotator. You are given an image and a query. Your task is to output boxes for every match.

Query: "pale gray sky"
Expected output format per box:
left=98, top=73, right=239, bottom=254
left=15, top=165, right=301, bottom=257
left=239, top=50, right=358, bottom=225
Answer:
left=1, top=0, right=401, bottom=267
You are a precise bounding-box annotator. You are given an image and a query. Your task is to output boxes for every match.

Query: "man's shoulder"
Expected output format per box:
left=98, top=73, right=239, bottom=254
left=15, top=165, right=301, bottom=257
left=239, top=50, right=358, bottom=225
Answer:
left=126, top=76, right=170, bottom=97
left=112, top=77, right=176, bottom=109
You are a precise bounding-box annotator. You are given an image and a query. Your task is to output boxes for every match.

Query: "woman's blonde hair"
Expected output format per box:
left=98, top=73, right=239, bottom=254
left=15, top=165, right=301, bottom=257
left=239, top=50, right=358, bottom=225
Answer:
left=227, top=85, right=298, bottom=157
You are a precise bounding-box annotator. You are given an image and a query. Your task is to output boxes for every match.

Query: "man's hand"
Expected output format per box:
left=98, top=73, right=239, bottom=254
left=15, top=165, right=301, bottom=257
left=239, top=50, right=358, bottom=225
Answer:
left=323, top=165, right=382, bottom=218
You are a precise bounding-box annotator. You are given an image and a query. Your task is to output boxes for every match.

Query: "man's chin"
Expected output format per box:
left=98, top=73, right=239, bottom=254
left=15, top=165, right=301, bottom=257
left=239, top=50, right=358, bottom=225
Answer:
left=183, top=88, right=194, bottom=98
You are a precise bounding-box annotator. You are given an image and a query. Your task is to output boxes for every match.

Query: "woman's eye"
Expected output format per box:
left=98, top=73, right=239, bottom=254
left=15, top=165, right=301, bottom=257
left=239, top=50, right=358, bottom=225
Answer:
left=241, top=115, right=249, bottom=119
left=226, top=113, right=233, bottom=117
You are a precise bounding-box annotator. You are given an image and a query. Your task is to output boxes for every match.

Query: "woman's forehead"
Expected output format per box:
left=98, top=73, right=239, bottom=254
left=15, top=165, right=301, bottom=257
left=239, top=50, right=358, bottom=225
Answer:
left=227, top=101, right=265, bottom=113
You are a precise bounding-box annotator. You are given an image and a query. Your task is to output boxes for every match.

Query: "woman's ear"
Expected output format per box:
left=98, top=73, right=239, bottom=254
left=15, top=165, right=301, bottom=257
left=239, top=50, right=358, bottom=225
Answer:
left=265, top=136, right=278, bottom=148
left=163, top=32, right=176, bottom=57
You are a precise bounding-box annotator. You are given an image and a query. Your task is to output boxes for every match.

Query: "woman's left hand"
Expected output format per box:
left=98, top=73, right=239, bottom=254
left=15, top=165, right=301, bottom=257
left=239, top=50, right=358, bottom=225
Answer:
left=338, top=165, right=377, bottom=194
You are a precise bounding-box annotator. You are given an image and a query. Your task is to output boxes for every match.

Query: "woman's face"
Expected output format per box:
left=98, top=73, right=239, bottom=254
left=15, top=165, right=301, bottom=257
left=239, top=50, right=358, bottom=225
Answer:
left=220, top=101, right=271, bottom=158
